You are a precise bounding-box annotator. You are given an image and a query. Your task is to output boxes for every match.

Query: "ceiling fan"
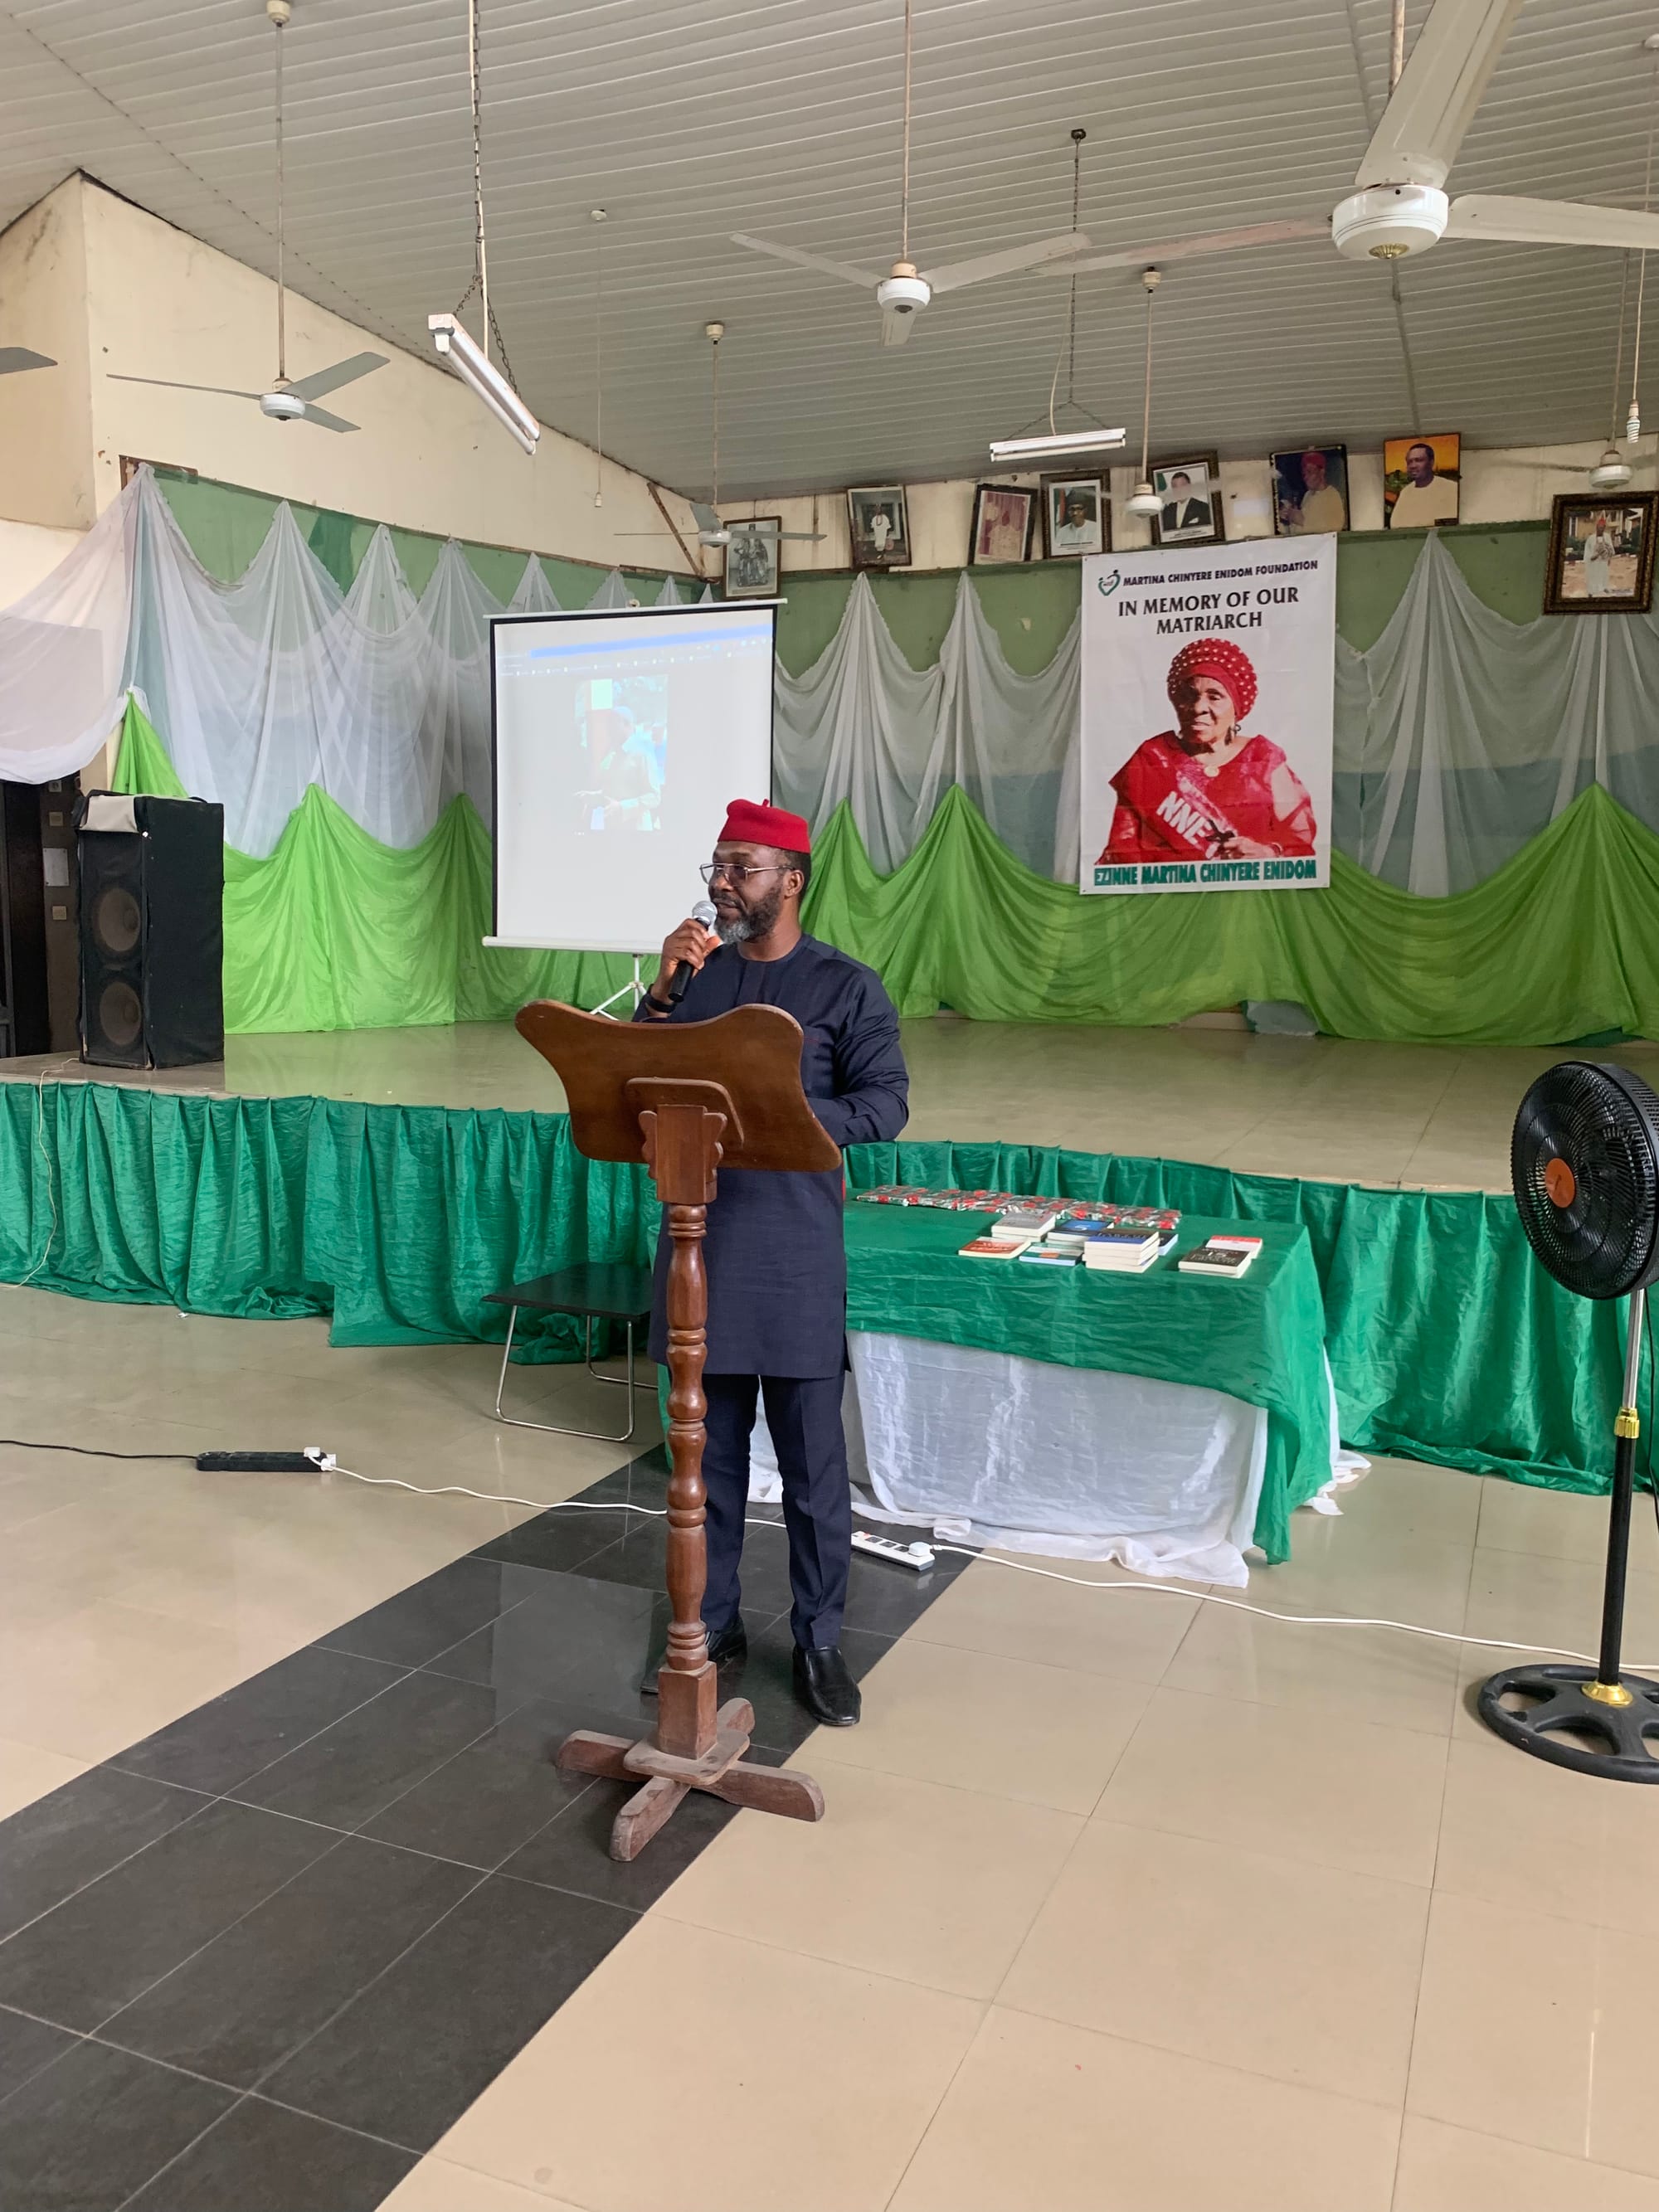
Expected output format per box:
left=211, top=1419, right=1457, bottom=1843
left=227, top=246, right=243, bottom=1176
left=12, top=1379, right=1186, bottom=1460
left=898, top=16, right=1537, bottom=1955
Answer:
left=732, top=0, right=1087, bottom=346
left=0, top=349, right=56, bottom=377
left=109, top=0, right=387, bottom=430
left=1041, top=0, right=1659, bottom=282
left=620, top=323, right=827, bottom=560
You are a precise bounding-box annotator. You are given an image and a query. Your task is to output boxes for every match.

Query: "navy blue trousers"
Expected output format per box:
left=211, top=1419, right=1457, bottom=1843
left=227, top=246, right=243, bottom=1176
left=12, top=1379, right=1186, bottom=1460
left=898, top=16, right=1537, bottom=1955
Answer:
left=700, top=1373, right=851, bottom=1649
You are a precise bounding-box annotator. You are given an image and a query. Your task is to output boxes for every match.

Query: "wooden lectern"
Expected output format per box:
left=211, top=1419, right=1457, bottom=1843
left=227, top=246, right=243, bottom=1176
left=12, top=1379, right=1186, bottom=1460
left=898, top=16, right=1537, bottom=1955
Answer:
left=515, top=998, right=842, bottom=1861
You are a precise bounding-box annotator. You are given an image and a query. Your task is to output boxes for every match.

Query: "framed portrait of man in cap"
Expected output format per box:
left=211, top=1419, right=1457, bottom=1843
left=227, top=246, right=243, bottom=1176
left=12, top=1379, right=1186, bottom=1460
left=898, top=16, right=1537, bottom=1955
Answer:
left=1272, top=445, right=1349, bottom=536
left=1040, top=473, right=1109, bottom=558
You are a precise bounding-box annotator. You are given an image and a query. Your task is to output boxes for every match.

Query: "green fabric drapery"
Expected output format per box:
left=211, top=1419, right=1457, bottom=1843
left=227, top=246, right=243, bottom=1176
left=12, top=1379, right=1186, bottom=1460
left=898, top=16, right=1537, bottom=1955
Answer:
left=119, top=693, right=1659, bottom=1043
left=804, top=780, right=1659, bottom=1045
left=0, top=1079, right=1625, bottom=1504
left=113, top=699, right=635, bottom=1031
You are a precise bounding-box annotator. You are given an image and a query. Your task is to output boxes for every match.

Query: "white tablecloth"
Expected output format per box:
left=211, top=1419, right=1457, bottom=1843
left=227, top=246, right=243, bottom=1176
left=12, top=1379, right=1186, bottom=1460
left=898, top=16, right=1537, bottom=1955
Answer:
left=749, top=1331, right=1360, bottom=1587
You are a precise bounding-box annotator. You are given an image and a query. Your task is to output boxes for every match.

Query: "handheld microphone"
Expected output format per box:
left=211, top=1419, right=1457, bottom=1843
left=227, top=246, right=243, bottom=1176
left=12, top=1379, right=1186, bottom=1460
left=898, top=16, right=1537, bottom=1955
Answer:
left=666, top=899, right=719, bottom=1004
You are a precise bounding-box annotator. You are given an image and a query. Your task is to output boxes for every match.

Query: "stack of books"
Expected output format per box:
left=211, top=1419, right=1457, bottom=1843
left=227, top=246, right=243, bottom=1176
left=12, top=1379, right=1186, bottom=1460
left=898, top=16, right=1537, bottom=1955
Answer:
left=1080, top=1224, right=1164, bottom=1274
left=991, top=1202, right=1064, bottom=1243
left=1177, top=1235, right=1263, bottom=1277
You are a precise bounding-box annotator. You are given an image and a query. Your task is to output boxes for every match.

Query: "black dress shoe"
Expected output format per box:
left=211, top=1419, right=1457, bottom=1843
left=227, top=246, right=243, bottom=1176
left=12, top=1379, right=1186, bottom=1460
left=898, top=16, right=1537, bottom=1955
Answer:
left=792, top=1643, right=861, bottom=1727
left=705, top=1619, right=748, bottom=1669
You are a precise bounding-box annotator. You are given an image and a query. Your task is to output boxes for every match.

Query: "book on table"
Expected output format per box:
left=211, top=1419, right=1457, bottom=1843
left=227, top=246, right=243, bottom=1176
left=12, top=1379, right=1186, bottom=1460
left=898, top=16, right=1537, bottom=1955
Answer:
left=992, top=1203, right=1064, bottom=1242
left=1177, top=1235, right=1262, bottom=1277
left=959, top=1234, right=1033, bottom=1259
left=1081, top=1226, right=1163, bottom=1273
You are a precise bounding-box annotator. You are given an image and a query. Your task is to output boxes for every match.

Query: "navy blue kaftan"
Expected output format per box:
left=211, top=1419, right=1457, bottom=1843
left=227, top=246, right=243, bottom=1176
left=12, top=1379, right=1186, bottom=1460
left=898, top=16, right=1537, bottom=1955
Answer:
left=633, top=932, right=909, bottom=1377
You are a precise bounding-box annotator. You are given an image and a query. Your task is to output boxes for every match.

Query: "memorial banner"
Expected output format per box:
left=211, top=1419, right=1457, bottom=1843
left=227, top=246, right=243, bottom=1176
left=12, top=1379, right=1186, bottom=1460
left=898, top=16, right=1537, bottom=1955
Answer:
left=1079, top=537, right=1335, bottom=894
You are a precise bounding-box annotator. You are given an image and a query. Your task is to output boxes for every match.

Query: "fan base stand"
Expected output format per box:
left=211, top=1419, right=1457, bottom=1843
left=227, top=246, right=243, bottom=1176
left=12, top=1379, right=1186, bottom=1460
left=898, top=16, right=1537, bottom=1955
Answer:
left=1479, top=1663, right=1659, bottom=1782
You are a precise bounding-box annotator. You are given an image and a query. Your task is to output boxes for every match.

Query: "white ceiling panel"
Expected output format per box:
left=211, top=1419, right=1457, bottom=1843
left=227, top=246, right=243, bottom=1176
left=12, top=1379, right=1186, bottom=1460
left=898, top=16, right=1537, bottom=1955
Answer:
left=2, top=0, right=1657, bottom=496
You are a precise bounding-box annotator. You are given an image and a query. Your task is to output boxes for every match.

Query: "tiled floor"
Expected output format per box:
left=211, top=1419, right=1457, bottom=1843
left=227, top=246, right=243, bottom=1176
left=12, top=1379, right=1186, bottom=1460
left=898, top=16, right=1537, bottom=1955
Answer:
left=3, top=1023, right=1659, bottom=2208
left=10, top=1014, right=1652, bottom=1188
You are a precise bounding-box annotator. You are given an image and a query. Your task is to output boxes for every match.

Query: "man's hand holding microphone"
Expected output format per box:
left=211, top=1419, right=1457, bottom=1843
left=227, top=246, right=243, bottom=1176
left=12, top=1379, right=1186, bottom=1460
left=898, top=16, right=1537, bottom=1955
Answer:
left=645, top=899, right=720, bottom=1009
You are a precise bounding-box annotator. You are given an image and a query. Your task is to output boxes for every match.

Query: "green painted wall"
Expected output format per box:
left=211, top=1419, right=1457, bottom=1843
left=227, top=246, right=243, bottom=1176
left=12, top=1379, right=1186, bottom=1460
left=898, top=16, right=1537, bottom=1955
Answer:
left=772, top=521, right=1553, bottom=674
left=152, top=469, right=702, bottom=606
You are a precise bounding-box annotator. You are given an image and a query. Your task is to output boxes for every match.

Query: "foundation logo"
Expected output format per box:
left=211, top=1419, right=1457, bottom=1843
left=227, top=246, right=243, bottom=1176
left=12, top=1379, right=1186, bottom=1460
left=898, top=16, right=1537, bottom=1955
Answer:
left=1096, top=569, right=1121, bottom=599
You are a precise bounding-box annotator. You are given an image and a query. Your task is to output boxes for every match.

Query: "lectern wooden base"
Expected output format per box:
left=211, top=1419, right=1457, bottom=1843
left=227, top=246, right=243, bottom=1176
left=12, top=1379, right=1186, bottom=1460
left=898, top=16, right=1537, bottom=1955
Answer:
left=516, top=1000, right=838, bottom=1863
left=559, top=1691, right=825, bottom=1861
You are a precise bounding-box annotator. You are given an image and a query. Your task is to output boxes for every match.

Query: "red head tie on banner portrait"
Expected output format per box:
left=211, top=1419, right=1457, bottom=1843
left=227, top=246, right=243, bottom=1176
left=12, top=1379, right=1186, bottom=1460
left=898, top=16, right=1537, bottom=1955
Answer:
left=1166, top=638, right=1258, bottom=721
left=720, top=798, right=811, bottom=850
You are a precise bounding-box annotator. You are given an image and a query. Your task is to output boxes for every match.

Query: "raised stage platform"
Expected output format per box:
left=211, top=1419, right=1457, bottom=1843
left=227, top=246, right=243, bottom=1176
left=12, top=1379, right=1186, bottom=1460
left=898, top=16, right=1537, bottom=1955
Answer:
left=4, top=1015, right=1638, bottom=1191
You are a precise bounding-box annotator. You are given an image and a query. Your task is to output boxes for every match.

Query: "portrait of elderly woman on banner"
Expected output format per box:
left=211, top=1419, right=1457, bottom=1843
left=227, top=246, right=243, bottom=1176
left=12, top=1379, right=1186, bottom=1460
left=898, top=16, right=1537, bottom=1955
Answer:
left=1097, top=639, right=1318, bottom=865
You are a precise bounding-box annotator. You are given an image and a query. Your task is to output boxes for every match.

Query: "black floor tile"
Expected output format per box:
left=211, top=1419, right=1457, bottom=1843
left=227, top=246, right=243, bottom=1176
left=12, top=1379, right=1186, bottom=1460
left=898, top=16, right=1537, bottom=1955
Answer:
left=0, top=2035, right=234, bottom=2212
left=230, top=1669, right=514, bottom=1833
left=637, top=1597, right=784, bottom=1697
left=103, top=1836, right=479, bottom=2091
left=426, top=1568, right=659, bottom=1719
left=261, top=1875, right=635, bottom=2152
left=360, top=1697, right=609, bottom=1871
left=0, top=2005, right=80, bottom=2103
left=0, top=1768, right=207, bottom=1946
left=0, top=1800, right=337, bottom=2034
left=566, top=1514, right=672, bottom=1592
left=469, top=1502, right=632, bottom=1575
left=119, top=2094, right=416, bottom=2212
left=840, top=1544, right=974, bottom=1637
left=109, top=1646, right=407, bottom=1797
left=576, top=1451, right=669, bottom=1507
left=499, top=1766, right=749, bottom=1912
left=318, top=1556, right=536, bottom=1668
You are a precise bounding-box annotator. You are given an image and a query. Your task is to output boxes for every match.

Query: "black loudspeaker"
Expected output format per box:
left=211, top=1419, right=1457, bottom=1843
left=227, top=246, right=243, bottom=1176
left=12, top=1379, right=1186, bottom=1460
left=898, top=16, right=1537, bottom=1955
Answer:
left=76, top=793, right=224, bottom=1068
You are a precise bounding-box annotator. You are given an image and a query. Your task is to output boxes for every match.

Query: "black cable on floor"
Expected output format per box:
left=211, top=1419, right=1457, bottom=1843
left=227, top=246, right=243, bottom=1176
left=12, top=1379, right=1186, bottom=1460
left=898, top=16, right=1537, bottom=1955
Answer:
left=0, top=1437, right=198, bottom=1464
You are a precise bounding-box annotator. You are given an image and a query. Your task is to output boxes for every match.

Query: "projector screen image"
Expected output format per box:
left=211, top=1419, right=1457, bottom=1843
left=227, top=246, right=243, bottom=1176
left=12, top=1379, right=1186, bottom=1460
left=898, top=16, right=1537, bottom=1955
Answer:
left=490, top=603, right=776, bottom=954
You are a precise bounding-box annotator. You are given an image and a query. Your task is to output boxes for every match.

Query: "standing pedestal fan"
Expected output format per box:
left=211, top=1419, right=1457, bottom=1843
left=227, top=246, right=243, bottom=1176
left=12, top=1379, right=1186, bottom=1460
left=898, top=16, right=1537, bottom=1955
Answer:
left=1487, top=1061, right=1659, bottom=1780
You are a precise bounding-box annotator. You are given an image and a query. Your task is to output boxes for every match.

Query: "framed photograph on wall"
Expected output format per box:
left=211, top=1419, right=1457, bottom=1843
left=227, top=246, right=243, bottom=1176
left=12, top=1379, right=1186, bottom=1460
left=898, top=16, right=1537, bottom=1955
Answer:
left=1151, top=455, right=1224, bottom=548
left=723, top=519, right=781, bottom=596
left=1040, top=473, right=1109, bottom=558
left=847, top=485, right=912, bottom=569
left=971, top=483, right=1037, bottom=564
left=1272, top=445, right=1349, bottom=536
left=1384, top=435, right=1461, bottom=528
left=1545, top=493, right=1659, bottom=614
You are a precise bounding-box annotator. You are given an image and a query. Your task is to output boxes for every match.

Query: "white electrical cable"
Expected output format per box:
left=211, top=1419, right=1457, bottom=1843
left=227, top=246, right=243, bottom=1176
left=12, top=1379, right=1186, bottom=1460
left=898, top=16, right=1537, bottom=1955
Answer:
left=328, top=1464, right=1656, bottom=1674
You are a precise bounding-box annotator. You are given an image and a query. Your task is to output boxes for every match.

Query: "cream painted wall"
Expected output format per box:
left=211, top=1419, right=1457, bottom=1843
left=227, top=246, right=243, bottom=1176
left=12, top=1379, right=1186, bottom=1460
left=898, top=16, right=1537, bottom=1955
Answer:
left=0, top=516, right=85, bottom=602
left=0, top=185, right=95, bottom=532
left=2, top=176, right=702, bottom=573
left=739, top=437, right=1659, bottom=575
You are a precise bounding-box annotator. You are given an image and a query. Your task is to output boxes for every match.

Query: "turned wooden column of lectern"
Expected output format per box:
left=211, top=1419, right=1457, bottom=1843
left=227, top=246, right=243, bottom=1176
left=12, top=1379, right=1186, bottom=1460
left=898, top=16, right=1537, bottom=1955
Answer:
left=516, top=999, right=842, bottom=1862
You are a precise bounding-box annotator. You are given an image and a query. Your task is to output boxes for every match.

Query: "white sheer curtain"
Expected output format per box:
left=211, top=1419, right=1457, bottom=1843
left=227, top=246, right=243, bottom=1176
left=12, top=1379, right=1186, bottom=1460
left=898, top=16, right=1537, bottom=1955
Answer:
left=0, top=469, right=709, bottom=855
left=7, top=467, right=1659, bottom=893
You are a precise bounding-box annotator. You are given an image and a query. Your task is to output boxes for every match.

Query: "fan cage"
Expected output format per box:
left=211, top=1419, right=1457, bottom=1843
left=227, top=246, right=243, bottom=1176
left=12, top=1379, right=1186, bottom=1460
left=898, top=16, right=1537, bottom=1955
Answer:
left=1511, top=1060, right=1659, bottom=1301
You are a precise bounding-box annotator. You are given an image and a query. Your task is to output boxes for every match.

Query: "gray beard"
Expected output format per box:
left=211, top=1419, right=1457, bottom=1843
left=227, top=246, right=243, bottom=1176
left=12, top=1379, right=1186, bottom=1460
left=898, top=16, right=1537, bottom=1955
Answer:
left=715, top=886, right=784, bottom=944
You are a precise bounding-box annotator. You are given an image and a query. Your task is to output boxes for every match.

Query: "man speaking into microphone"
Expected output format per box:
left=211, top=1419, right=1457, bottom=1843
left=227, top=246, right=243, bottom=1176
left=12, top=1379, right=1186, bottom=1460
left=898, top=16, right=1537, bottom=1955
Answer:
left=635, top=798, right=908, bottom=1725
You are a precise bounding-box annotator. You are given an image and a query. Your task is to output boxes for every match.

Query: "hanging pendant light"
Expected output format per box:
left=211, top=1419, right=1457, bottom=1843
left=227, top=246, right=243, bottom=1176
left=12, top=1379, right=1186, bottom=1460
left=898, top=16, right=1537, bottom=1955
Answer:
left=1126, top=269, right=1164, bottom=518
left=1592, top=65, right=1657, bottom=488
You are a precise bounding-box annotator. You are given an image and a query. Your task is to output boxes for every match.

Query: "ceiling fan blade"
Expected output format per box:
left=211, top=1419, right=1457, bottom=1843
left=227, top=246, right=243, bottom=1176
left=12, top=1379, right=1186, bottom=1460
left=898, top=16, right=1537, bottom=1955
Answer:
left=107, top=374, right=266, bottom=400
left=879, top=304, right=917, bottom=348
left=689, top=501, right=722, bottom=534
left=0, top=348, right=55, bottom=374
left=1355, top=0, right=1522, bottom=191
left=285, top=351, right=388, bottom=403
left=922, top=231, right=1090, bottom=295
left=1447, top=194, right=1659, bottom=250
left=775, top=531, right=826, bottom=542
left=299, top=403, right=358, bottom=433
left=1041, top=218, right=1328, bottom=275
left=730, top=233, right=879, bottom=290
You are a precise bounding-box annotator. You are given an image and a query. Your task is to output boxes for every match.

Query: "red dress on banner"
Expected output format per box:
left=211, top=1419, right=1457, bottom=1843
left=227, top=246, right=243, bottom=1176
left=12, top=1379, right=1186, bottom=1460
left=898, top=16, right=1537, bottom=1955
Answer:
left=1099, top=732, right=1317, bottom=863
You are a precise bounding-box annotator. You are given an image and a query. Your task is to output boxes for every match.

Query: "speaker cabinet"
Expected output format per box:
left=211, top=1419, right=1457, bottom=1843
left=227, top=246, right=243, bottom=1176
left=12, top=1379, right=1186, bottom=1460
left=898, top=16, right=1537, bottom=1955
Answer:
left=77, top=794, right=224, bottom=1068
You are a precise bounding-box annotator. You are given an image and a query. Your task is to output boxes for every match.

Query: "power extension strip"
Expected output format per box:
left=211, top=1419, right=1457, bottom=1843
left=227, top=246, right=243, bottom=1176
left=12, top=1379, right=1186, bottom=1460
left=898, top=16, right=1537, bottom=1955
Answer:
left=196, top=1448, right=337, bottom=1474
left=852, top=1531, right=936, bottom=1572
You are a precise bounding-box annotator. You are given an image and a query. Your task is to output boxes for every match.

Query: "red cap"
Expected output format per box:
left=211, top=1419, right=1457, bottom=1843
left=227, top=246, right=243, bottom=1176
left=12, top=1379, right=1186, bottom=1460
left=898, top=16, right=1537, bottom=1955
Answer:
left=718, top=798, right=811, bottom=852
left=1166, top=637, right=1258, bottom=720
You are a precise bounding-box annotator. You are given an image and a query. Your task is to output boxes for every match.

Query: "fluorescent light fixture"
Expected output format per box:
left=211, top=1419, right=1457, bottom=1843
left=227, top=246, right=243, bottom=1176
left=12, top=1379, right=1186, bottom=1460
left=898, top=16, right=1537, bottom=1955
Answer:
left=428, top=313, right=540, bottom=455
left=986, top=425, right=1125, bottom=463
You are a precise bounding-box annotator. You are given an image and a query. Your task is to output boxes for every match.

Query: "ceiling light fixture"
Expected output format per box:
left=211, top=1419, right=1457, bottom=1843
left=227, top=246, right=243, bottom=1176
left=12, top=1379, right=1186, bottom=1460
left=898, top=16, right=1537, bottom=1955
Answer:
left=427, top=0, right=538, bottom=453
left=987, top=426, right=1126, bottom=463
left=1126, top=269, right=1164, bottom=518
left=428, top=314, right=538, bottom=454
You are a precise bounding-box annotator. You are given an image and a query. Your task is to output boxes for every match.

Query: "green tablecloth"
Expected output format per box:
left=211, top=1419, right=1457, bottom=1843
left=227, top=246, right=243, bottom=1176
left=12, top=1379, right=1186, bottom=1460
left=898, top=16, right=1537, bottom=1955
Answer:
left=842, top=1205, right=1332, bottom=1564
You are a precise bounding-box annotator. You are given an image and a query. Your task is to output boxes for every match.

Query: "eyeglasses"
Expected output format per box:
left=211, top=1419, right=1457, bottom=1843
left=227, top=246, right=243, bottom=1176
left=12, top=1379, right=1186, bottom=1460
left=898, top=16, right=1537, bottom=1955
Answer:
left=698, top=861, right=788, bottom=885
